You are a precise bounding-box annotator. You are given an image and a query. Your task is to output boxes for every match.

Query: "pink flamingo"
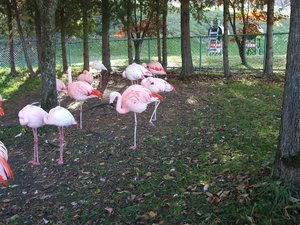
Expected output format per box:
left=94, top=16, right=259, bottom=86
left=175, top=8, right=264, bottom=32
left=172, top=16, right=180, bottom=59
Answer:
left=44, top=106, right=77, bottom=165
left=109, top=84, right=162, bottom=150
left=142, top=61, right=167, bottom=78
left=122, top=63, right=152, bottom=85
left=0, top=94, right=5, bottom=116
left=141, top=77, right=175, bottom=124
left=56, top=79, right=68, bottom=105
left=0, top=141, right=14, bottom=186
left=77, top=70, right=94, bottom=85
left=18, top=104, right=48, bottom=165
left=67, top=66, right=102, bottom=129
left=56, top=79, right=68, bottom=94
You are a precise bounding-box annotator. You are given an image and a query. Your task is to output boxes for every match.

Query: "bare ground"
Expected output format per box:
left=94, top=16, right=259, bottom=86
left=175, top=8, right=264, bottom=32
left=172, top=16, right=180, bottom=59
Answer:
left=0, top=73, right=214, bottom=224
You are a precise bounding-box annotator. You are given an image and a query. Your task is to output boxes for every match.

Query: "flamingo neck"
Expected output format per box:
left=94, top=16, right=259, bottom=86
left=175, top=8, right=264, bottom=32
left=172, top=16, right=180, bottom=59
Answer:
left=67, top=68, right=73, bottom=86
left=115, top=93, right=129, bottom=114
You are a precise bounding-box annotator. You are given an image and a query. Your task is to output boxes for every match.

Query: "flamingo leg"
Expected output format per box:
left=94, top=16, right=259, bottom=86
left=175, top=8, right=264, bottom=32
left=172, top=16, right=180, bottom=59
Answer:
left=57, top=126, right=64, bottom=165
left=130, top=112, right=138, bottom=150
left=29, top=128, right=40, bottom=165
left=149, top=100, right=160, bottom=125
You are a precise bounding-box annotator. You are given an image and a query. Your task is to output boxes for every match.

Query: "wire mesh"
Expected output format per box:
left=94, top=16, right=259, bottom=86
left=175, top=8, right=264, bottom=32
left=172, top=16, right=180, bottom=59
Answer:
left=0, top=33, right=288, bottom=72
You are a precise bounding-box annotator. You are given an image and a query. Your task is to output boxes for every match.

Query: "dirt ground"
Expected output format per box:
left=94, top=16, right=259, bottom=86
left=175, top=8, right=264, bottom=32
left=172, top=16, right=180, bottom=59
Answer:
left=0, top=72, right=214, bottom=224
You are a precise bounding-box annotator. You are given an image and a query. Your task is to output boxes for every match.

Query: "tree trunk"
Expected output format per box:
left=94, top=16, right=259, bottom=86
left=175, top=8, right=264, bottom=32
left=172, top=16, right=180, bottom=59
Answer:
left=126, top=0, right=133, bottom=64
left=34, top=1, right=42, bottom=74
left=228, top=1, right=248, bottom=67
left=100, top=0, right=111, bottom=93
left=60, top=7, right=68, bottom=72
left=82, top=2, right=89, bottom=71
left=274, top=0, right=300, bottom=197
left=223, top=0, right=230, bottom=77
left=12, top=0, right=35, bottom=77
left=35, top=0, right=58, bottom=110
left=162, top=0, right=168, bottom=69
left=180, top=0, right=193, bottom=79
left=133, top=39, right=143, bottom=63
left=263, top=0, right=274, bottom=77
left=156, top=0, right=161, bottom=63
left=5, top=0, right=16, bottom=75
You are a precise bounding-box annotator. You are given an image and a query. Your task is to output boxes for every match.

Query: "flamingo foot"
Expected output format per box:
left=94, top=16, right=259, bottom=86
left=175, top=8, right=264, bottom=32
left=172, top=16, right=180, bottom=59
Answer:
left=130, top=145, right=137, bottom=150
left=56, top=159, right=64, bottom=165
left=28, top=160, right=40, bottom=165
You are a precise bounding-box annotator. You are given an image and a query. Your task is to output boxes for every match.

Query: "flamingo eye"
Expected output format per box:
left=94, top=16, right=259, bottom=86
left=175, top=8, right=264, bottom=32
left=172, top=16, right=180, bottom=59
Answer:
left=151, top=82, right=154, bottom=85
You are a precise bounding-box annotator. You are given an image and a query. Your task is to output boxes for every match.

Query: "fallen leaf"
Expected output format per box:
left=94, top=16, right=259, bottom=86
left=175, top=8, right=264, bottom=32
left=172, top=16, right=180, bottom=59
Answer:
left=163, top=174, right=174, bottom=180
left=104, top=207, right=113, bottom=215
left=148, top=210, right=157, bottom=219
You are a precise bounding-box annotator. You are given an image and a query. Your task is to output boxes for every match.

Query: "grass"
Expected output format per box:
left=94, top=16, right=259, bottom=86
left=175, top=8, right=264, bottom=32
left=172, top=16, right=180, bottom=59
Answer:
left=1, top=73, right=299, bottom=224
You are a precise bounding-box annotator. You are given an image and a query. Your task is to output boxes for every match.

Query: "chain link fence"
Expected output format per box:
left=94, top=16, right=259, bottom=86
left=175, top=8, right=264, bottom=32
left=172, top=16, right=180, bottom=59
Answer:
left=0, top=33, right=288, bottom=72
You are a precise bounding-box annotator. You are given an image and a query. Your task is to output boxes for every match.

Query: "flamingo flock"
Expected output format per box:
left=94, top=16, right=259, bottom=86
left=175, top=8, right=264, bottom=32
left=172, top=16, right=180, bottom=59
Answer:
left=0, top=60, right=174, bottom=187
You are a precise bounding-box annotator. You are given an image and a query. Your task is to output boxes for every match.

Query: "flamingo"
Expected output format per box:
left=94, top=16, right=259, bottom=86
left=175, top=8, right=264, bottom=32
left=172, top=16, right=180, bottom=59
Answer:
left=0, top=141, right=14, bottom=186
left=67, top=66, right=102, bottom=129
left=142, top=61, right=167, bottom=79
left=78, top=70, right=94, bottom=85
left=91, top=61, right=107, bottom=72
left=122, top=63, right=152, bottom=85
left=56, top=79, right=68, bottom=94
left=141, top=77, right=175, bottom=124
left=0, top=94, right=5, bottom=116
left=91, top=61, right=108, bottom=88
left=44, top=106, right=77, bottom=165
left=109, top=84, right=162, bottom=150
left=56, top=79, right=68, bottom=106
left=18, top=104, right=48, bottom=165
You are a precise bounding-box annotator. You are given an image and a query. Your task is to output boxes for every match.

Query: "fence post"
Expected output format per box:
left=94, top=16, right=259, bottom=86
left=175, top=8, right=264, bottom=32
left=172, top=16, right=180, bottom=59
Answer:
left=199, top=36, right=202, bottom=69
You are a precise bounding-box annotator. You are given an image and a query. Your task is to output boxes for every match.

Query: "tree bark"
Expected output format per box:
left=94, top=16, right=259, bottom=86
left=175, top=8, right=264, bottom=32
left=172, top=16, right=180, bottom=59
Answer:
left=263, top=0, right=274, bottom=77
left=35, top=0, right=58, bottom=110
left=126, top=0, right=133, bottom=64
left=82, top=1, right=89, bottom=71
left=100, top=0, right=111, bottom=93
left=274, top=0, right=300, bottom=197
left=60, top=7, right=68, bottom=72
left=34, top=1, right=42, bottom=74
left=180, top=0, right=193, bottom=78
left=162, top=0, right=168, bottom=69
left=12, top=0, right=35, bottom=77
left=228, top=0, right=248, bottom=67
left=5, top=0, right=16, bottom=75
left=223, top=0, right=230, bottom=77
left=156, top=0, right=161, bottom=63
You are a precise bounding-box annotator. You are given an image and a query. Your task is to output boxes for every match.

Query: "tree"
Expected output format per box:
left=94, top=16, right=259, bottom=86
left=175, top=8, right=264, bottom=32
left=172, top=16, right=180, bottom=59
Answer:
left=155, top=0, right=161, bottom=63
left=180, top=0, right=193, bottom=78
left=228, top=0, right=248, bottom=67
left=223, top=0, right=230, bottom=77
left=35, top=0, right=58, bottom=110
left=60, top=6, right=68, bottom=72
left=274, top=0, right=300, bottom=197
left=126, top=0, right=134, bottom=64
left=263, top=0, right=274, bottom=77
left=162, top=0, right=168, bottom=69
left=82, top=0, right=90, bottom=71
left=100, top=0, right=111, bottom=93
left=12, top=0, right=35, bottom=76
left=5, top=0, right=16, bottom=75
